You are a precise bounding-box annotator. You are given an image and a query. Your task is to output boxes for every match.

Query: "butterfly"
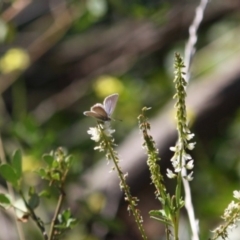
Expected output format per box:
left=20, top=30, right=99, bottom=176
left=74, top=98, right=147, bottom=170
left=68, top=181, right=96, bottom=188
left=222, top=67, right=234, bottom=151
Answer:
left=84, top=93, right=119, bottom=121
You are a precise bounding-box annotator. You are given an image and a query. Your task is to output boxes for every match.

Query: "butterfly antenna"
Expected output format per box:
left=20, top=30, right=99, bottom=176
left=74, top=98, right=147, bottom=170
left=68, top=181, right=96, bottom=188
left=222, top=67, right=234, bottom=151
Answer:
left=111, top=117, right=122, bottom=122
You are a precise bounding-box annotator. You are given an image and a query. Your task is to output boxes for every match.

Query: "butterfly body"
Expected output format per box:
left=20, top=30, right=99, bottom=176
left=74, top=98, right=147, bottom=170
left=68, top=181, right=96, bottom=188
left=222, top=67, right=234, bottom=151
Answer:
left=84, top=93, right=119, bottom=121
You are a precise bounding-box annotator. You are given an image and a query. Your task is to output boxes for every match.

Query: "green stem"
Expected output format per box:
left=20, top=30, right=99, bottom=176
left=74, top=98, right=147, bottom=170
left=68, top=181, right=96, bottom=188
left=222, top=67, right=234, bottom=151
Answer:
left=48, top=169, right=68, bottom=240
left=0, top=136, right=25, bottom=240
left=172, top=213, right=179, bottom=240
left=166, top=227, right=170, bottom=240
left=101, top=126, right=148, bottom=240
left=172, top=143, right=184, bottom=240
left=20, top=190, right=48, bottom=240
left=48, top=191, right=64, bottom=240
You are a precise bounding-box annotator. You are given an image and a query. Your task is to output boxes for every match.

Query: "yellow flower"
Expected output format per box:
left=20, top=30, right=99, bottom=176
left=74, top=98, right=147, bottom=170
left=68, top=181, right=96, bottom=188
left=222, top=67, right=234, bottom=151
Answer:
left=0, top=48, right=30, bottom=73
left=93, top=75, right=124, bottom=97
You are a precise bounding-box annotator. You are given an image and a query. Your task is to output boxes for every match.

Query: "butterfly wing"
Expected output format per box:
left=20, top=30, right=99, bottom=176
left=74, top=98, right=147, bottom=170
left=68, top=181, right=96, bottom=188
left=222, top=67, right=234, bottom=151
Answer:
left=84, top=94, right=119, bottom=121
left=84, top=111, right=103, bottom=119
left=84, top=103, right=109, bottom=121
left=103, top=93, right=119, bottom=117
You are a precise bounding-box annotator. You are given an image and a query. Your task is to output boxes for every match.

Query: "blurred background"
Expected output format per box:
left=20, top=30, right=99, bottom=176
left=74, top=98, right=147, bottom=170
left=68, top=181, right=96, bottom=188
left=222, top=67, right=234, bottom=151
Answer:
left=1, top=0, right=240, bottom=239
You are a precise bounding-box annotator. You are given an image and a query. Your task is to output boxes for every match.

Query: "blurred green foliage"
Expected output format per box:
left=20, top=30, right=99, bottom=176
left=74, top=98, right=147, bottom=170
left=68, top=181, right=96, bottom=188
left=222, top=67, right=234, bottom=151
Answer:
left=0, top=0, right=240, bottom=239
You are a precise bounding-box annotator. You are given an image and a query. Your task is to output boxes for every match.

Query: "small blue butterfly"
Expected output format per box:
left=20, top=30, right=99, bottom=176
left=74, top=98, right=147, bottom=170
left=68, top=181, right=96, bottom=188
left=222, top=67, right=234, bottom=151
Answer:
left=84, top=93, right=119, bottom=121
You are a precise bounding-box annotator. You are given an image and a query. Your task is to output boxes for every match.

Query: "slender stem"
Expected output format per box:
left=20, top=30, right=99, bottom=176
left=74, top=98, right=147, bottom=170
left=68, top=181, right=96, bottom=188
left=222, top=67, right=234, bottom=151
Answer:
left=0, top=136, right=25, bottom=240
left=48, top=191, right=65, bottom=240
left=171, top=144, right=183, bottom=240
left=172, top=205, right=180, bottom=240
left=173, top=216, right=179, bottom=240
left=183, top=0, right=209, bottom=239
left=182, top=175, right=199, bottom=240
left=101, top=126, right=148, bottom=240
left=166, top=227, right=171, bottom=240
left=184, top=0, right=209, bottom=83
left=48, top=169, right=68, bottom=240
left=109, top=147, right=147, bottom=239
left=19, top=191, right=48, bottom=240
left=173, top=177, right=180, bottom=240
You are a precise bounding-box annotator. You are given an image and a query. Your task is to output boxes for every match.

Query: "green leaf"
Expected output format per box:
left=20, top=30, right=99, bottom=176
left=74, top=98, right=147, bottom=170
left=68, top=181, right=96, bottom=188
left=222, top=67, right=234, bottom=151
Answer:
left=52, top=172, right=60, bottom=181
left=12, top=149, right=22, bottom=179
left=28, top=193, right=39, bottom=209
left=58, top=213, right=63, bottom=224
left=66, top=218, right=78, bottom=228
left=52, top=159, right=59, bottom=168
left=43, top=154, right=54, bottom=166
left=39, top=190, right=51, bottom=198
left=62, top=209, right=71, bottom=220
left=0, top=164, right=19, bottom=186
left=56, top=209, right=77, bottom=229
left=36, top=168, right=48, bottom=179
left=149, top=210, right=172, bottom=226
left=0, top=193, right=11, bottom=209
left=65, top=155, right=73, bottom=165
left=28, top=186, right=35, bottom=195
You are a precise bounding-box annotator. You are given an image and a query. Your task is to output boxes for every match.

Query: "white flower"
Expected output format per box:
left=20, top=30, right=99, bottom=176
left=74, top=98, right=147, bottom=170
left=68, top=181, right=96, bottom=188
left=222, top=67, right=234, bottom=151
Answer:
left=187, top=142, right=196, bottom=150
left=186, top=160, right=194, bottom=170
left=124, top=172, right=128, bottom=178
left=233, top=190, right=240, bottom=200
left=166, top=169, right=177, bottom=179
left=101, top=122, right=115, bottom=136
left=87, top=127, right=101, bottom=142
left=170, top=146, right=176, bottom=152
left=186, top=133, right=195, bottom=141
left=179, top=141, right=184, bottom=149
left=94, top=146, right=104, bottom=151
left=103, top=126, right=115, bottom=136
left=170, top=154, right=177, bottom=162
left=170, top=155, right=182, bottom=172
left=185, top=171, right=194, bottom=181
left=174, top=166, right=182, bottom=173
left=223, top=201, right=238, bottom=219
left=183, top=153, right=192, bottom=160
left=87, top=122, right=115, bottom=142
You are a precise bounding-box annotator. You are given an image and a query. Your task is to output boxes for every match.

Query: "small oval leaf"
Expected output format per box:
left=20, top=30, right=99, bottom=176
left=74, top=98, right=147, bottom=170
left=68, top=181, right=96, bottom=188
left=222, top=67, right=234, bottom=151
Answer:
left=39, top=190, right=51, bottom=198
left=0, top=193, right=11, bottom=209
left=12, top=149, right=22, bottom=179
left=0, top=164, right=19, bottom=185
left=28, top=193, right=39, bottom=209
left=36, top=169, right=48, bottom=179
left=43, top=154, right=54, bottom=166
